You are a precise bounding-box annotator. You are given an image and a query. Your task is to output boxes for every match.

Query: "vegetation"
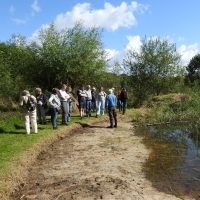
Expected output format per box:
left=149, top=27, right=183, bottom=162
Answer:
left=0, top=24, right=109, bottom=102
left=0, top=112, right=107, bottom=195
left=130, top=92, right=200, bottom=124
left=186, top=54, right=200, bottom=85
left=124, top=37, right=182, bottom=106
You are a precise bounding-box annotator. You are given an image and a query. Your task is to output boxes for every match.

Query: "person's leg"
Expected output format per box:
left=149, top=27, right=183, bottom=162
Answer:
left=24, top=113, right=30, bottom=134
left=30, top=110, right=38, bottom=133
left=88, top=100, right=92, bottom=117
left=113, top=108, right=117, bottom=127
left=68, top=102, right=72, bottom=122
left=37, top=105, right=42, bottom=124
left=101, top=100, right=105, bottom=115
left=122, top=101, right=127, bottom=114
left=41, top=106, right=46, bottom=124
left=61, top=101, right=68, bottom=124
left=50, top=108, right=57, bottom=128
left=108, top=107, right=114, bottom=127
left=66, top=101, right=69, bottom=123
left=96, top=101, right=101, bottom=116
left=86, top=100, right=89, bottom=117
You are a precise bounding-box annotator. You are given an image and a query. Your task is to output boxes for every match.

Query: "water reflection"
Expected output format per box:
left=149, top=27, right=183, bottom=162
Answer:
left=135, top=124, right=200, bottom=199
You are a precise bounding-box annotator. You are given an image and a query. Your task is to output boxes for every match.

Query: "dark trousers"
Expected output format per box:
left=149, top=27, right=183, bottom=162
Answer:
left=86, top=100, right=92, bottom=116
left=108, top=107, right=117, bottom=127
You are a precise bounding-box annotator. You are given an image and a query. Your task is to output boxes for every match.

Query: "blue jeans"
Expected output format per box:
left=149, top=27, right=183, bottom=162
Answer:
left=68, top=101, right=72, bottom=122
left=96, top=100, right=105, bottom=115
left=86, top=100, right=92, bottom=116
left=50, top=108, right=58, bottom=128
left=61, top=101, right=69, bottom=124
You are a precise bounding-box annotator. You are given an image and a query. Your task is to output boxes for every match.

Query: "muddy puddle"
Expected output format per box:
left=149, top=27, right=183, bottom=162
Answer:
left=136, top=123, right=200, bottom=199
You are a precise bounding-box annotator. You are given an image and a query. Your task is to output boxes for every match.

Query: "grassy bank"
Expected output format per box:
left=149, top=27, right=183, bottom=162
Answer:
left=129, top=92, right=200, bottom=124
left=0, top=111, right=106, bottom=199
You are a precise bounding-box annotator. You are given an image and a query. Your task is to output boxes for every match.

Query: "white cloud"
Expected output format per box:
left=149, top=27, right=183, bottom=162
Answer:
left=105, top=49, right=120, bottom=60
left=12, top=18, right=27, bottom=25
left=31, top=0, right=41, bottom=13
left=178, top=43, right=199, bottom=65
left=9, top=5, right=15, bottom=14
left=126, top=35, right=142, bottom=53
left=54, top=1, right=147, bottom=31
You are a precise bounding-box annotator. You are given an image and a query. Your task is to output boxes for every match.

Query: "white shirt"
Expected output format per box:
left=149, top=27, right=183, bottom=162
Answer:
left=86, top=89, right=92, bottom=100
left=59, top=90, right=70, bottom=102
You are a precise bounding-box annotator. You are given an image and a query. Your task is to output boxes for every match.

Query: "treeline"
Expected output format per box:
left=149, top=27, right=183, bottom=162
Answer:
left=123, top=37, right=200, bottom=106
left=0, top=23, right=128, bottom=111
left=0, top=23, right=199, bottom=110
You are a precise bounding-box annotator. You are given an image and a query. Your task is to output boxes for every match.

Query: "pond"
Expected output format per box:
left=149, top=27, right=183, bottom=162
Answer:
left=135, top=123, right=200, bottom=199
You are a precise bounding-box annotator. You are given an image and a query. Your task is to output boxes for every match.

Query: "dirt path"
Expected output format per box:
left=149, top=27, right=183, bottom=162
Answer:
left=12, top=116, right=182, bottom=200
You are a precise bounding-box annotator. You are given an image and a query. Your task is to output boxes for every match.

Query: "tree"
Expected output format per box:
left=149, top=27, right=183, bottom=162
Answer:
left=186, top=54, right=200, bottom=85
left=29, top=23, right=106, bottom=89
left=123, top=37, right=181, bottom=105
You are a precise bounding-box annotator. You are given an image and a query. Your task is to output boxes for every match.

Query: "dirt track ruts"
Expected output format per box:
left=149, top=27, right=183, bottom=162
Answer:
left=11, top=115, right=182, bottom=200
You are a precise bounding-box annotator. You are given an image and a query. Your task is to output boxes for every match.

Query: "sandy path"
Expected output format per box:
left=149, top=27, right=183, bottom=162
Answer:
left=12, top=116, right=182, bottom=200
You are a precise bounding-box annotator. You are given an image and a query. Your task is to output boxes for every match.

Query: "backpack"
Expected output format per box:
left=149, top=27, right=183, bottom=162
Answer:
left=26, top=96, right=36, bottom=111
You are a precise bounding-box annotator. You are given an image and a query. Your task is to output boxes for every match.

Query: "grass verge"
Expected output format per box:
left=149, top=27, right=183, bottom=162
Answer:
left=0, top=112, right=107, bottom=199
left=128, top=92, right=200, bottom=124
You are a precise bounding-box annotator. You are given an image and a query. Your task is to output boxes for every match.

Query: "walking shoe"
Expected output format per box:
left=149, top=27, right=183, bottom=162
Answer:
left=114, top=125, right=117, bottom=128
left=107, top=126, right=113, bottom=128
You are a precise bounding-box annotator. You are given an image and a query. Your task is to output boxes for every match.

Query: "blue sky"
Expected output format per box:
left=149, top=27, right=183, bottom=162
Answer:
left=0, top=0, right=200, bottom=65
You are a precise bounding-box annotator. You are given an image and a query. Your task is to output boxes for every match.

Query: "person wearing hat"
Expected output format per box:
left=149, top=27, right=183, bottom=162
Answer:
left=20, top=90, right=38, bottom=134
left=105, top=89, right=117, bottom=128
left=35, top=88, right=47, bottom=124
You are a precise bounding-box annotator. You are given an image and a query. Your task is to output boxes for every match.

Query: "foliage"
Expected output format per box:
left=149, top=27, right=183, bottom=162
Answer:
left=0, top=23, right=108, bottom=109
left=130, top=92, right=200, bottom=124
left=124, top=37, right=182, bottom=105
left=186, top=54, right=200, bottom=85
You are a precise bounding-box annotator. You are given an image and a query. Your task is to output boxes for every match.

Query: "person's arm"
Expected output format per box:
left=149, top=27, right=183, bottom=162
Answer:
left=48, top=95, right=56, bottom=108
left=114, top=96, right=117, bottom=107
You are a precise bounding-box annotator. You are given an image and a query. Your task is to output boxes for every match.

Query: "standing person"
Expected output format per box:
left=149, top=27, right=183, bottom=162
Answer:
left=105, top=89, right=117, bottom=128
left=35, top=88, right=47, bottom=124
left=120, top=88, right=128, bottom=114
left=20, top=90, right=38, bottom=134
left=59, top=84, right=70, bottom=125
left=85, top=85, right=92, bottom=117
left=66, top=86, right=76, bottom=122
left=96, top=87, right=106, bottom=117
left=48, top=88, right=61, bottom=129
left=117, top=90, right=122, bottom=112
left=77, top=85, right=87, bottom=120
left=91, top=87, right=96, bottom=112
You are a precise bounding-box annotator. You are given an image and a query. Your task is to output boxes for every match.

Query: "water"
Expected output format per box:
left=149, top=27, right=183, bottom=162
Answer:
left=135, top=123, right=200, bottom=199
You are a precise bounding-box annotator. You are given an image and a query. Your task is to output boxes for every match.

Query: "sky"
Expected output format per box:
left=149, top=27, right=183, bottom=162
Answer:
left=0, top=0, right=200, bottom=65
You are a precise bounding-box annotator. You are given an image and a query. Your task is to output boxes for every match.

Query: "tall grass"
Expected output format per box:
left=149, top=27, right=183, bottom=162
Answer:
left=130, top=92, right=200, bottom=124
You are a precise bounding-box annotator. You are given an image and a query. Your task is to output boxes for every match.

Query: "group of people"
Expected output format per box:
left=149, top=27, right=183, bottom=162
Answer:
left=20, top=84, right=127, bottom=134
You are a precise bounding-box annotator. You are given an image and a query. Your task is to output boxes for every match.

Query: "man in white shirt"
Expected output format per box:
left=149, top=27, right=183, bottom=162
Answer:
left=59, top=84, right=70, bottom=125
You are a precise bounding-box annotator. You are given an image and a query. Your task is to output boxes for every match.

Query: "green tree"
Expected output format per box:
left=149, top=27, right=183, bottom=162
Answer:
left=29, top=23, right=106, bottom=89
left=123, top=37, right=181, bottom=105
left=186, top=54, right=200, bottom=85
